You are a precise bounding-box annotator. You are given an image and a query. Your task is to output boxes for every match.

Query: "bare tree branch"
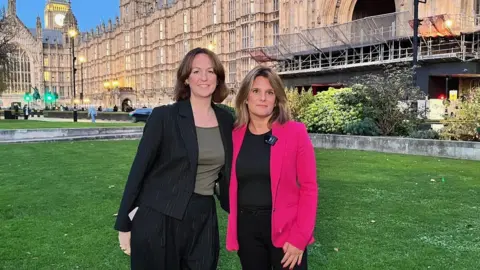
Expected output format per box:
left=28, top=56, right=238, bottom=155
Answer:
left=0, top=7, right=17, bottom=94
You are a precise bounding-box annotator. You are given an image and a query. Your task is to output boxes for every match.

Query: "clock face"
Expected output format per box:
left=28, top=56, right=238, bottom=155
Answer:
left=54, top=14, right=65, bottom=27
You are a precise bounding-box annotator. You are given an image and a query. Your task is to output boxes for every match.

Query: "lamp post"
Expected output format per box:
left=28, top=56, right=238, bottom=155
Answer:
left=68, top=28, right=78, bottom=122
left=412, top=0, right=427, bottom=86
left=79, top=56, right=86, bottom=105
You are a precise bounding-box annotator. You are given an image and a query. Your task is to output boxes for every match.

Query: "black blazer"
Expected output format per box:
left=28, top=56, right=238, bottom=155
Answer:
left=114, top=100, right=233, bottom=232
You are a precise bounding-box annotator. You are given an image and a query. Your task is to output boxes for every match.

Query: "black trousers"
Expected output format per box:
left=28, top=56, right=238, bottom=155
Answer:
left=130, top=193, right=219, bottom=270
left=237, top=207, right=308, bottom=270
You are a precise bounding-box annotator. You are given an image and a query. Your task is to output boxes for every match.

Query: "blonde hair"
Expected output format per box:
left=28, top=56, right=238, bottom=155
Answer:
left=234, top=66, right=290, bottom=127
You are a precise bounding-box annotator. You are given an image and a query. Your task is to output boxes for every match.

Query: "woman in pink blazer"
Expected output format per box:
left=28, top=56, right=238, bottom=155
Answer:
left=226, top=66, right=318, bottom=270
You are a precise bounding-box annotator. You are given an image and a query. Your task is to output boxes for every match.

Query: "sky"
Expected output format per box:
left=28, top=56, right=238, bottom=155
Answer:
left=0, top=0, right=119, bottom=32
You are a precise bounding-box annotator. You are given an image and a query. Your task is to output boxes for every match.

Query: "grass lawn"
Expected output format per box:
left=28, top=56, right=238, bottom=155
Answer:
left=0, top=120, right=144, bottom=130
left=0, top=141, right=479, bottom=269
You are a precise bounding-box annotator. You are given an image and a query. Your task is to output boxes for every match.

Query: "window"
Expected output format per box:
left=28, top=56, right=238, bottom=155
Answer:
left=160, top=73, right=165, bottom=87
left=213, top=0, right=217, bottom=24
left=273, top=22, right=279, bottom=45
left=140, top=29, right=144, bottom=45
left=125, top=55, right=131, bottom=70
left=250, top=24, right=254, bottom=48
left=125, top=34, right=130, bottom=49
left=241, top=58, right=250, bottom=78
left=241, top=24, right=253, bottom=49
left=140, top=75, right=145, bottom=90
left=229, top=31, right=236, bottom=52
left=159, top=21, right=164, bottom=40
left=273, top=0, right=279, bottom=11
left=106, top=42, right=110, bottom=56
left=140, top=53, right=144, bottom=68
left=44, top=71, right=50, bottom=81
left=160, top=47, right=165, bottom=64
left=44, top=57, right=49, bottom=66
left=229, top=0, right=236, bottom=21
left=228, top=61, right=236, bottom=83
left=242, top=25, right=248, bottom=49
left=242, top=0, right=249, bottom=15
left=184, top=40, right=189, bottom=54
left=183, top=12, right=188, bottom=33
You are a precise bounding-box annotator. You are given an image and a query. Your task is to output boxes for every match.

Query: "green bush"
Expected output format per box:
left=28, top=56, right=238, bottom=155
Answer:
left=344, top=118, right=381, bottom=136
left=215, top=103, right=236, bottom=119
left=300, top=87, right=362, bottom=134
left=440, top=88, right=480, bottom=141
left=286, top=87, right=315, bottom=121
left=408, top=129, right=440, bottom=139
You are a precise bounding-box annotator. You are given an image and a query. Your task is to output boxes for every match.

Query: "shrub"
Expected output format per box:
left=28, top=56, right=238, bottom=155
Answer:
left=286, top=87, right=315, bottom=121
left=300, top=87, right=362, bottom=134
left=215, top=103, right=236, bottom=119
left=440, top=88, right=480, bottom=141
left=409, top=129, right=440, bottom=140
left=344, top=118, right=381, bottom=136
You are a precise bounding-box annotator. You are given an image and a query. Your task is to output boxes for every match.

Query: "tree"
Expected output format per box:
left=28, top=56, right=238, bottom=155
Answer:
left=0, top=7, right=17, bottom=95
left=350, top=64, right=427, bottom=136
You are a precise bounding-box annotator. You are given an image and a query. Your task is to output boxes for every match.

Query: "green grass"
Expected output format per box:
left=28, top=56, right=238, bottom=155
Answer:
left=0, top=141, right=479, bottom=269
left=0, top=120, right=144, bottom=130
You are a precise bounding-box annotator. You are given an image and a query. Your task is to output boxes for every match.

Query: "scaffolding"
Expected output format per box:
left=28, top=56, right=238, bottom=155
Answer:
left=250, top=11, right=480, bottom=75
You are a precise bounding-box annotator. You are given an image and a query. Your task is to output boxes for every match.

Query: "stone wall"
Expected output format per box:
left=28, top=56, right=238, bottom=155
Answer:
left=0, top=127, right=143, bottom=142
left=310, top=134, right=480, bottom=161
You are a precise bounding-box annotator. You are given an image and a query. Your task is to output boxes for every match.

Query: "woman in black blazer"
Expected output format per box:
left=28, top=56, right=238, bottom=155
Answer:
left=114, top=47, right=233, bottom=270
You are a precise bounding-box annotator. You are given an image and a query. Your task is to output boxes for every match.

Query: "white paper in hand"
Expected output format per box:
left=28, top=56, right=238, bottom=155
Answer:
left=128, top=207, right=139, bottom=221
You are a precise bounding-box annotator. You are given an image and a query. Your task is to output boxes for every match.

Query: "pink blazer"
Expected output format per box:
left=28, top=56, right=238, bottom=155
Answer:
left=226, top=121, right=318, bottom=251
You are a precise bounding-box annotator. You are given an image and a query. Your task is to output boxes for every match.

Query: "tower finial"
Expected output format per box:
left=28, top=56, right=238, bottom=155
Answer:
left=7, top=0, right=16, bottom=17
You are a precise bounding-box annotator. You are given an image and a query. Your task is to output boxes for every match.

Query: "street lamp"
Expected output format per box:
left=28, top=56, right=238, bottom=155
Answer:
left=207, top=40, right=216, bottom=51
left=412, top=0, right=427, bottom=75
left=68, top=28, right=78, bottom=122
left=79, top=56, right=86, bottom=104
left=444, top=19, right=453, bottom=29
left=103, top=81, right=111, bottom=89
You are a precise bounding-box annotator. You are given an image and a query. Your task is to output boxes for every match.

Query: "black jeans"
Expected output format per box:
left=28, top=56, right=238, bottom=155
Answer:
left=237, top=207, right=308, bottom=270
left=130, top=193, right=219, bottom=270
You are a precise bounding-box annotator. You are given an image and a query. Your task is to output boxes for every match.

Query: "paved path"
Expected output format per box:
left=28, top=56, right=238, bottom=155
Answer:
left=9, top=115, right=132, bottom=123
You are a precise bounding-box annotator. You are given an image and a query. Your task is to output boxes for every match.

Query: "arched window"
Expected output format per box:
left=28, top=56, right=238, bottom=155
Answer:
left=6, top=48, right=32, bottom=94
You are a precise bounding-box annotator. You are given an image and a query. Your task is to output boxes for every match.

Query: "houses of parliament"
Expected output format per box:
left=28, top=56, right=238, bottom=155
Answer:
left=1, top=0, right=476, bottom=110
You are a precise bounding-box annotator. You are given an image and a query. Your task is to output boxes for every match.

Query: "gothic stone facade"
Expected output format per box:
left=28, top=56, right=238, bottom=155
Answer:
left=1, top=0, right=476, bottom=109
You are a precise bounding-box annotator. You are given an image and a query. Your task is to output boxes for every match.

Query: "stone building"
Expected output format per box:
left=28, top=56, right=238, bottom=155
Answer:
left=2, top=0, right=480, bottom=113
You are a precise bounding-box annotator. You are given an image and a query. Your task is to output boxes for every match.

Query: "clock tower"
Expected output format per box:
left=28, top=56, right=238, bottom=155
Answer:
left=44, top=0, right=70, bottom=30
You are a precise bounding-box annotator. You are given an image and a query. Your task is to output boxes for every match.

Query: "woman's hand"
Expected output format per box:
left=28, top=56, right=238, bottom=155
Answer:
left=281, top=242, right=303, bottom=269
left=118, top=231, right=131, bottom=256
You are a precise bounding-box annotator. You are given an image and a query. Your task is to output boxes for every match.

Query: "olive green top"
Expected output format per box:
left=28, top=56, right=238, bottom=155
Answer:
left=194, top=126, right=225, bottom=195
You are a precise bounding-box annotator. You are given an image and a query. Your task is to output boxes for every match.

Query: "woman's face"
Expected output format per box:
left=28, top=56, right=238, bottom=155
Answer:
left=187, top=53, right=217, bottom=100
left=246, top=76, right=276, bottom=119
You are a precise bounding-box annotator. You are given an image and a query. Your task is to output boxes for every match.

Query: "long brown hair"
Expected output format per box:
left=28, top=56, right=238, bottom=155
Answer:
left=173, top=47, right=228, bottom=103
left=234, top=66, right=291, bottom=127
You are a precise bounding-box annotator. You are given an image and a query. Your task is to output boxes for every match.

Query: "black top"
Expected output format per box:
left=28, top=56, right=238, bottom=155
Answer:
left=236, top=128, right=272, bottom=208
